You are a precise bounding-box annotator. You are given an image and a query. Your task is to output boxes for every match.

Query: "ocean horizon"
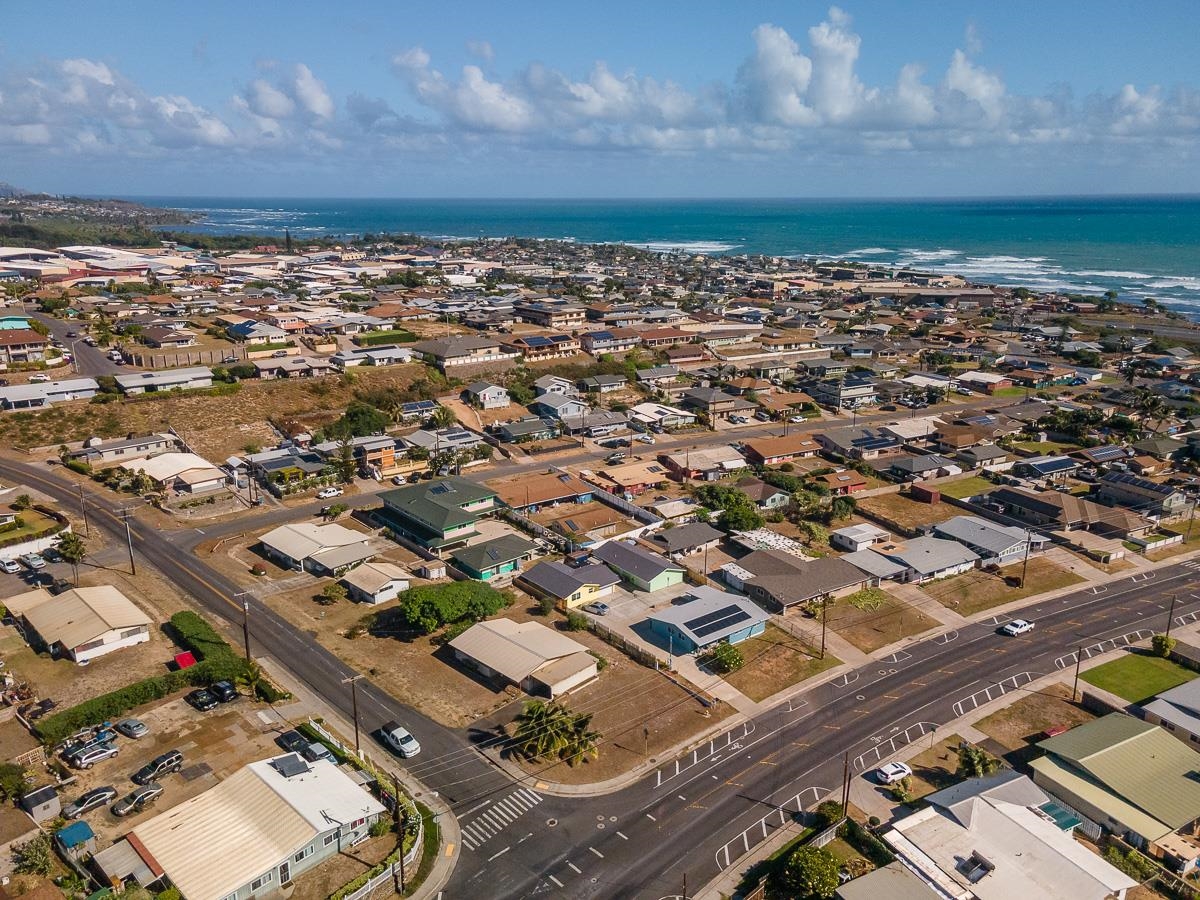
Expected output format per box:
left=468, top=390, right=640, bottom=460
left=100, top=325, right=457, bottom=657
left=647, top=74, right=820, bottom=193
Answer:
left=131, top=195, right=1200, bottom=318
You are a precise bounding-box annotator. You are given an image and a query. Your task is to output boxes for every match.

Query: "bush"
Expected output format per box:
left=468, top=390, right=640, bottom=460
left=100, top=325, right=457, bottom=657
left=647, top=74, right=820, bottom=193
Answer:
left=1104, top=845, right=1160, bottom=882
left=395, top=582, right=511, bottom=635
left=255, top=679, right=292, bottom=703
left=12, top=834, right=52, bottom=875
left=565, top=611, right=589, bottom=631
left=536, top=594, right=556, bottom=615
left=838, top=818, right=895, bottom=867
left=1153, top=634, right=1177, bottom=658
left=814, top=800, right=844, bottom=829
left=704, top=642, right=745, bottom=674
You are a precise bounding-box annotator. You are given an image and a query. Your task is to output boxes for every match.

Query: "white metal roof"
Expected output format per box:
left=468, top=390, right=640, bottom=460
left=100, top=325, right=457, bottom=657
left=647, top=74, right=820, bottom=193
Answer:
left=449, top=618, right=589, bottom=683
left=18, top=585, right=151, bottom=650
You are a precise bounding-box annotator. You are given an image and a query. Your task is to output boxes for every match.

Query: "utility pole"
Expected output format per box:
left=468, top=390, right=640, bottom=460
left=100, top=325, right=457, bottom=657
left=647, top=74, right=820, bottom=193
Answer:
left=1072, top=644, right=1084, bottom=701
left=391, top=773, right=406, bottom=893
left=841, top=751, right=851, bottom=813
left=820, top=597, right=828, bottom=660
left=120, top=508, right=136, bottom=575
left=78, top=484, right=90, bottom=537
left=1020, top=528, right=1032, bottom=588
left=1166, top=593, right=1179, bottom=640
left=681, top=873, right=687, bottom=900
left=235, top=591, right=252, bottom=661
left=1188, top=502, right=1196, bottom=542
left=342, top=674, right=364, bottom=756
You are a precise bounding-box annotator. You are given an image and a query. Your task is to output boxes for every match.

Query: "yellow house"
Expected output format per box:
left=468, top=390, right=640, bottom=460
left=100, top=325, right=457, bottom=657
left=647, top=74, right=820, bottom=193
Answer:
left=518, top=560, right=620, bottom=609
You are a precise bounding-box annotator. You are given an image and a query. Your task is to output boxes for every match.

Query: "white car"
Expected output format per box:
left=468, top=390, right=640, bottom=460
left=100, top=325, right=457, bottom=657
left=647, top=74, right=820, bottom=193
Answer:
left=875, top=762, right=912, bottom=784
left=0, top=559, right=20, bottom=574
left=1000, top=619, right=1035, bottom=636
left=381, top=721, right=421, bottom=758
left=316, top=487, right=344, bottom=500
left=28, top=373, right=50, bottom=383
left=636, top=434, right=655, bottom=445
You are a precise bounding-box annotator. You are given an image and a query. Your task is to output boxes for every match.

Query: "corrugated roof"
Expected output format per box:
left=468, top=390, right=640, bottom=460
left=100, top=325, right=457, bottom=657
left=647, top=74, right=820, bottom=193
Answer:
left=16, top=585, right=150, bottom=650
left=259, top=522, right=370, bottom=562
left=449, top=619, right=588, bottom=683
left=1038, top=713, right=1200, bottom=830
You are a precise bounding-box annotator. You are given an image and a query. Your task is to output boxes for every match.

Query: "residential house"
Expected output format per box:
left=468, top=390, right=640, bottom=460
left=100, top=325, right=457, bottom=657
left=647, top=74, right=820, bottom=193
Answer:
left=258, top=522, right=384, bottom=576
left=580, top=328, right=641, bottom=355
left=402, top=427, right=484, bottom=456
left=815, top=426, right=901, bottom=460
left=957, top=370, right=1013, bottom=394
left=69, top=432, right=180, bottom=467
left=530, top=393, right=590, bottom=421
left=932, top=516, right=1047, bottom=566
left=659, top=444, right=748, bottom=481
left=830, top=523, right=890, bottom=553
left=462, top=381, right=510, bottom=410
left=0, top=328, right=49, bottom=364
left=957, top=444, right=1010, bottom=470
left=592, top=540, right=685, bottom=592
left=808, top=376, right=878, bottom=411
left=1141, top=677, right=1200, bottom=749
left=819, top=469, right=868, bottom=495
left=635, top=365, right=681, bottom=389
left=889, top=454, right=963, bottom=482
left=680, top=387, right=747, bottom=421
left=501, top=333, right=581, bottom=361
left=647, top=522, right=724, bottom=560
left=881, top=536, right=979, bottom=583
left=986, top=486, right=1150, bottom=538
left=639, top=327, right=694, bottom=348
left=410, top=336, right=520, bottom=373
left=449, top=618, right=597, bottom=698
left=513, top=301, right=587, bottom=329
left=0, top=377, right=99, bottom=409
left=226, top=320, right=287, bottom=344
left=3, top=585, right=151, bottom=664
left=931, top=424, right=995, bottom=454
left=140, top=326, right=197, bottom=348
left=883, top=771, right=1136, bottom=900
left=488, top=470, right=593, bottom=512
left=378, top=477, right=497, bottom=551
left=741, top=434, right=821, bottom=466
left=115, top=367, right=214, bottom=395
left=518, top=561, right=620, bottom=610
left=590, top=458, right=673, bottom=496
left=737, top=553, right=868, bottom=611
left=497, top=417, right=559, bottom=443
left=628, top=402, right=696, bottom=430
left=533, top=374, right=576, bottom=396
left=1012, top=455, right=1080, bottom=481
left=122, top=452, right=227, bottom=494
left=450, top=534, right=538, bottom=581
left=95, top=756, right=386, bottom=900
left=578, top=374, right=627, bottom=394
left=330, top=345, right=413, bottom=369
left=734, top=476, right=791, bottom=511
left=1097, top=472, right=1190, bottom=518
left=1032, top=714, right=1200, bottom=872
left=339, top=561, right=410, bottom=605
left=647, top=587, right=768, bottom=653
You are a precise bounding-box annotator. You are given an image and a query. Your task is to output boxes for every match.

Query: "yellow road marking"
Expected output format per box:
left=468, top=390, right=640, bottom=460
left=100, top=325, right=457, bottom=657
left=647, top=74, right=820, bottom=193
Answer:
left=445, top=843, right=456, bottom=856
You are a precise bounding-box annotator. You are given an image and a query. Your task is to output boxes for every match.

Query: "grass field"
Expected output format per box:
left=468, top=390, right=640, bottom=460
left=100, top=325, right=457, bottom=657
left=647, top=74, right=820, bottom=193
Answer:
left=921, top=557, right=1085, bottom=616
left=856, top=492, right=961, bottom=533
left=1015, top=440, right=1080, bottom=455
left=825, top=589, right=940, bottom=654
left=936, top=475, right=996, bottom=500
left=975, top=682, right=1096, bottom=751
left=724, top=624, right=840, bottom=702
left=1080, top=653, right=1195, bottom=704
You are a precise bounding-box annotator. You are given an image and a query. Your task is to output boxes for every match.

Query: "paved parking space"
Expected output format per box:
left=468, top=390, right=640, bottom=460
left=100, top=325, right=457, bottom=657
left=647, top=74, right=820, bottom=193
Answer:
left=596, top=582, right=693, bottom=629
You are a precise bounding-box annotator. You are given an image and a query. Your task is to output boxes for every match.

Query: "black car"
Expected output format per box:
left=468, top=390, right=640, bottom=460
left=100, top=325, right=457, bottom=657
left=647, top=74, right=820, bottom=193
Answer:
left=63, top=785, right=118, bottom=818
left=210, top=681, right=238, bottom=703
left=132, top=749, right=183, bottom=785
left=275, top=730, right=309, bottom=754
left=186, top=688, right=218, bottom=712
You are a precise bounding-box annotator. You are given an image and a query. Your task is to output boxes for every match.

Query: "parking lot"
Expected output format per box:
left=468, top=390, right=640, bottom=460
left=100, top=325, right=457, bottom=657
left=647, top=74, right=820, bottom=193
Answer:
left=50, top=690, right=292, bottom=844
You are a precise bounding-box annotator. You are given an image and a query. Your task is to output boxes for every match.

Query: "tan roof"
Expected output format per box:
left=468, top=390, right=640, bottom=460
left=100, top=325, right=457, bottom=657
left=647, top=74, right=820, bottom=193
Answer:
left=14, top=585, right=150, bottom=651
left=340, top=561, right=410, bottom=594
left=594, top=459, right=671, bottom=489
left=449, top=618, right=589, bottom=683
left=743, top=434, right=820, bottom=459
left=124, top=452, right=222, bottom=485
left=259, top=522, right=370, bottom=561
left=487, top=470, right=593, bottom=508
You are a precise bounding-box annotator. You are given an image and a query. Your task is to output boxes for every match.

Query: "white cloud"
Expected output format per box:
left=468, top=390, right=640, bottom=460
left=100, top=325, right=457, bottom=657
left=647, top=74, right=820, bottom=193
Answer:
left=293, top=63, right=334, bottom=120
left=736, top=24, right=816, bottom=126
left=944, top=49, right=1006, bottom=124
left=247, top=79, right=296, bottom=119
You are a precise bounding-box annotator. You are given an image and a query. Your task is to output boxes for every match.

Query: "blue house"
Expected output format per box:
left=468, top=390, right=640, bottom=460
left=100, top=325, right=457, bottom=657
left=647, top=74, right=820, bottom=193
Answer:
left=646, top=586, right=769, bottom=653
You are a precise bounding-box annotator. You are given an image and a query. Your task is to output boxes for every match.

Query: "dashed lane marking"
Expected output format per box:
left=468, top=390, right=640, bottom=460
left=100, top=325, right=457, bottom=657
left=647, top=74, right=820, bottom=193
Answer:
left=549, top=875, right=563, bottom=888
left=590, top=847, right=605, bottom=858
left=568, top=862, right=581, bottom=874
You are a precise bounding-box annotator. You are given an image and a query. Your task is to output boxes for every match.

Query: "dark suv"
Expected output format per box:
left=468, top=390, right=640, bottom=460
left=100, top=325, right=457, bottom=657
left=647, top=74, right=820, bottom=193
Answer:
left=210, top=681, right=238, bottom=703
left=132, top=749, right=183, bottom=785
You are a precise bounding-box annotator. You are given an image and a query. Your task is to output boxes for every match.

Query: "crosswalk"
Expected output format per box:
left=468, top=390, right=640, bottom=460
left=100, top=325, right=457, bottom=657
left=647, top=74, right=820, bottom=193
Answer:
left=460, top=788, right=544, bottom=851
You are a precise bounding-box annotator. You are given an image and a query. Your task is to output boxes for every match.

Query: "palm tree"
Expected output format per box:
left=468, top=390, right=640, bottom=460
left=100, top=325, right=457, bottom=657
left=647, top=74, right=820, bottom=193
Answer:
left=562, top=712, right=601, bottom=767
left=236, top=660, right=265, bottom=698
left=56, top=532, right=87, bottom=585
left=512, top=701, right=575, bottom=761
left=430, top=405, right=458, bottom=430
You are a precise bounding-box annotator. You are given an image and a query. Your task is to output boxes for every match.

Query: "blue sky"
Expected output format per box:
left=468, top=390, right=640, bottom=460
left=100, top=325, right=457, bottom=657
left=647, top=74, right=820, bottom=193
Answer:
left=2, top=1, right=1198, bottom=197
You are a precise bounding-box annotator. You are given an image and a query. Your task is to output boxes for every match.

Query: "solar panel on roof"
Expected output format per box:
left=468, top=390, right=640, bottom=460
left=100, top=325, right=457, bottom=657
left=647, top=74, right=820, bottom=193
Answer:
left=1088, top=445, right=1127, bottom=462
left=687, top=606, right=753, bottom=640
left=274, top=753, right=310, bottom=777
left=525, top=336, right=553, bottom=347
left=1030, top=458, right=1076, bottom=474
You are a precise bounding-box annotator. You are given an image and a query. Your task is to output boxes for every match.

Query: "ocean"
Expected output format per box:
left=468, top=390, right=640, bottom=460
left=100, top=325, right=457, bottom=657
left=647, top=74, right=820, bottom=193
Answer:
left=134, top=195, right=1200, bottom=316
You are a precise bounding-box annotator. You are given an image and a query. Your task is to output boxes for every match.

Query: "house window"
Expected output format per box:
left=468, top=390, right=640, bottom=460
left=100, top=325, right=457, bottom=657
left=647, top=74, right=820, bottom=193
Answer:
left=250, top=872, right=274, bottom=891
left=352, top=817, right=366, bottom=829
left=294, top=846, right=314, bottom=863
left=324, top=833, right=337, bottom=846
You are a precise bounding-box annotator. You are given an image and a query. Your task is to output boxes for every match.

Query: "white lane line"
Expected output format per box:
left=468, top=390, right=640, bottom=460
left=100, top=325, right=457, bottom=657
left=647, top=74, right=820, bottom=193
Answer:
left=462, top=800, right=491, bottom=817
left=549, top=875, right=563, bottom=888
left=616, top=831, right=629, bottom=840
left=568, top=862, right=581, bottom=874
left=645, top=813, right=657, bottom=821
left=590, top=847, right=605, bottom=858
left=677, top=794, right=687, bottom=801
left=488, top=847, right=510, bottom=862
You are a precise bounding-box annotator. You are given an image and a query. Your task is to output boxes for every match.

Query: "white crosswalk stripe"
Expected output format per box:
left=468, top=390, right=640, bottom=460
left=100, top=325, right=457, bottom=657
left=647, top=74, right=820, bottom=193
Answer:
left=460, top=789, right=544, bottom=851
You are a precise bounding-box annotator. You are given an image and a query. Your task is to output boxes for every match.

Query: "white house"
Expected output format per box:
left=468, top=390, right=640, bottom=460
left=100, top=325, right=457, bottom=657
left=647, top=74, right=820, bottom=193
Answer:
left=463, top=381, right=511, bottom=410
left=3, top=585, right=151, bottom=664
left=830, top=523, right=890, bottom=553
left=259, top=522, right=385, bottom=576
left=123, top=452, right=227, bottom=494
left=339, top=561, right=411, bottom=604
left=115, top=367, right=214, bottom=395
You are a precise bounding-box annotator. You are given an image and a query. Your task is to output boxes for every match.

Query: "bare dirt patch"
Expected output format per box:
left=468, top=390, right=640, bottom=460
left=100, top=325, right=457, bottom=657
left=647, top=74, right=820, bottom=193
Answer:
left=920, top=557, right=1085, bottom=616
left=291, top=834, right=396, bottom=900
left=722, top=623, right=839, bottom=702
left=856, top=494, right=961, bottom=533
left=825, top=589, right=940, bottom=654
left=974, top=682, right=1096, bottom=751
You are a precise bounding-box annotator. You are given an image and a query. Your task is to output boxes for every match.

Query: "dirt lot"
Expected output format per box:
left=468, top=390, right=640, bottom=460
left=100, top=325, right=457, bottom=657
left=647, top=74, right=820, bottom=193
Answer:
left=53, top=691, right=295, bottom=845
left=920, top=557, right=1085, bottom=616
left=0, top=363, right=430, bottom=459
left=899, top=733, right=967, bottom=801
left=974, top=682, right=1096, bottom=751
left=723, top=623, right=839, bottom=702
left=824, top=589, right=940, bottom=654
left=855, top=493, right=961, bottom=533
left=292, top=833, right=395, bottom=900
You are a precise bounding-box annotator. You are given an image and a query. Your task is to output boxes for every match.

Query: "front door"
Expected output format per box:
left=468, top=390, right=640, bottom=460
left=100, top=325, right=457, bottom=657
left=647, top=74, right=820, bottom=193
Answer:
left=279, top=862, right=290, bottom=883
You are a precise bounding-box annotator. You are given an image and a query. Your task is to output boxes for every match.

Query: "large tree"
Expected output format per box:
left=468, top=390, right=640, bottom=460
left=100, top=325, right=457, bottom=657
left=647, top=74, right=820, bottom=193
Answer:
left=56, top=531, right=87, bottom=585
left=773, top=845, right=840, bottom=899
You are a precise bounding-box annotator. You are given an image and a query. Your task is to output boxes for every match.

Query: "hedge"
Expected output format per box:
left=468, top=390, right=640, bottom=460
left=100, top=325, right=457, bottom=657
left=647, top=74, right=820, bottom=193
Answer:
left=838, top=819, right=895, bottom=867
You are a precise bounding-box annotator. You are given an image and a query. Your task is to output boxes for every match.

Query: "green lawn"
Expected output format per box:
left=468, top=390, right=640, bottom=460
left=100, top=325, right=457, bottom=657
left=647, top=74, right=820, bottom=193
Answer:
left=937, top=475, right=996, bottom=500
left=1080, top=653, right=1195, bottom=704
left=1015, top=440, right=1080, bottom=455
left=992, top=386, right=1028, bottom=398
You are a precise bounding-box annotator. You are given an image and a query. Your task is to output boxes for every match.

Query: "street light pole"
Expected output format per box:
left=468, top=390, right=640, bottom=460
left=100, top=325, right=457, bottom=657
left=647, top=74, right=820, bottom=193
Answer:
left=342, top=674, right=364, bottom=756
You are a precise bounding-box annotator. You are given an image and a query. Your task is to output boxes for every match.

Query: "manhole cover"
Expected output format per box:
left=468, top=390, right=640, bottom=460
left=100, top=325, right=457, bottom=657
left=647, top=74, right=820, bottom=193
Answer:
left=547, top=818, right=558, bottom=827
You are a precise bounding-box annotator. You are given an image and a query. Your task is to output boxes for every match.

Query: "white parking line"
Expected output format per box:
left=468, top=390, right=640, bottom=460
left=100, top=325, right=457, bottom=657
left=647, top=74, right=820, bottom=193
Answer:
left=590, top=847, right=605, bottom=858
left=568, top=862, right=581, bottom=874
left=549, top=875, right=563, bottom=888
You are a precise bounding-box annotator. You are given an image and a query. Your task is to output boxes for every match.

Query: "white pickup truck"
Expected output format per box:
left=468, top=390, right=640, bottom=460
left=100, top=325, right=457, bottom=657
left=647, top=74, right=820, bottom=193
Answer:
left=381, top=721, right=421, bottom=758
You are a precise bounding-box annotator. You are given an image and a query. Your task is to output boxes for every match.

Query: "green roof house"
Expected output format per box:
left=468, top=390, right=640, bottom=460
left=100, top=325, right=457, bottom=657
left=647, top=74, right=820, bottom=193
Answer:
left=379, top=477, right=497, bottom=551
left=1031, top=713, right=1200, bottom=862
left=451, top=534, right=537, bottom=581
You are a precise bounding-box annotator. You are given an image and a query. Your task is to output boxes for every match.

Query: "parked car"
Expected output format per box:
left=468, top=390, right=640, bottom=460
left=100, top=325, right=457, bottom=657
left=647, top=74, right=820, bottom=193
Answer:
left=605, top=452, right=627, bottom=465
left=316, top=486, right=344, bottom=500
left=582, top=602, right=610, bottom=616
left=874, top=762, right=912, bottom=785
left=636, top=434, right=655, bottom=444
left=302, top=741, right=335, bottom=764
left=112, top=783, right=163, bottom=817
left=28, top=373, right=50, bottom=383
left=275, top=730, right=309, bottom=755
left=380, top=721, right=422, bottom=758
left=186, top=688, right=218, bottom=712
left=222, top=354, right=238, bottom=363
left=0, top=559, right=20, bottom=574
left=788, top=414, right=806, bottom=423
left=209, top=681, right=238, bottom=703
left=20, top=553, right=47, bottom=570
left=1000, top=619, right=1035, bottom=636
left=63, top=785, right=118, bottom=819
left=132, top=749, right=183, bottom=784
left=271, top=349, right=290, bottom=358
left=116, top=718, right=149, bottom=739
left=67, top=742, right=119, bottom=770
left=754, top=411, right=772, bottom=422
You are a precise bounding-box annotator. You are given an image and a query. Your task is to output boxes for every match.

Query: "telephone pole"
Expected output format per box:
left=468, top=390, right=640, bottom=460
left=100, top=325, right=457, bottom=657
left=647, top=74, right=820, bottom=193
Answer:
left=1072, top=644, right=1084, bottom=701
left=1020, top=528, right=1032, bottom=588
left=391, top=773, right=406, bottom=893
left=78, top=484, right=90, bottom=537
left=342, top=674, right=364, bottom=756
left=1166, top=593, right=1179, bottom=640
left=235, top=591, right=252, bottom=661
left=841, top=751, right=851, bottom=813
left=120, top=508, right=136, bottom=575
left=820, top=597, right=828, bottom=660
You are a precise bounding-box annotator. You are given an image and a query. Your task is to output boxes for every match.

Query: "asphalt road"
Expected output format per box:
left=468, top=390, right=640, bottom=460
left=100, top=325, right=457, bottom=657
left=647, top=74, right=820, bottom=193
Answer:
left=27, top=310, right=128, bottom=376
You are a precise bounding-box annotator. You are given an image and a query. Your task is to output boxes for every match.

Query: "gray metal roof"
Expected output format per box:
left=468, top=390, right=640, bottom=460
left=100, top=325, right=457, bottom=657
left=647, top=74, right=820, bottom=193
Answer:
left=933, top=516, right=1036, bottom=557
left=648, top=586, right=768, bottom=646
left=884, top=536, right=979, bottom=576
left=650, top=522, right=724, bottom=553
left=520, top=561, right=619, bottom=599
left=842, top=549, right=908, bottom=580
left=592, top=540, right=683, bottom=582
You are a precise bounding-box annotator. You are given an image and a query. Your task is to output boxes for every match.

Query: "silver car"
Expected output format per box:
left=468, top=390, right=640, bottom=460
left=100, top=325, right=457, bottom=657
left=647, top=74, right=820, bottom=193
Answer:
left=68, top=742, right=119, bottom=770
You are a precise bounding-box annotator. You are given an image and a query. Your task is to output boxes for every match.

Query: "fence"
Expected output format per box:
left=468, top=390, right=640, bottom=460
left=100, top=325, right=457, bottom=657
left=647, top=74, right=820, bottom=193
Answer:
left=1104, top=834, right=1200, bottom=900
left=125, top=347, right=241, bottom=369
left=584, top=477, right=666, bottom=527
left=495, top=505, right=570, bottom=553
left=588, top=618, right=668, bottom=669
